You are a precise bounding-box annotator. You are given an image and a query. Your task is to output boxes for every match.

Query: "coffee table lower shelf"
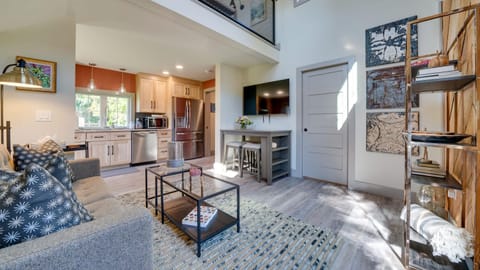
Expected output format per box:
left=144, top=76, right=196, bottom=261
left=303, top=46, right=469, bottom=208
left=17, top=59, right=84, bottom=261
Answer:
left=161, top=197, right=239, bottom=254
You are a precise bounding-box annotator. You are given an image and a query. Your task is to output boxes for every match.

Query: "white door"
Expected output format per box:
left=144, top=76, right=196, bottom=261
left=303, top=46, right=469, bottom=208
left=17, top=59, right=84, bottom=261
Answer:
left=302, top=64, right=348, bottom=185
left=204, top=90, right=215, bottom=156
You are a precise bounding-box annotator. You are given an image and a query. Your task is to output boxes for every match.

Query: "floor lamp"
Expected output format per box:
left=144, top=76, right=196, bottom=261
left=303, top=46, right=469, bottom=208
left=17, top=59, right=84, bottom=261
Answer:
left=0, top=59, right=42, bottom=152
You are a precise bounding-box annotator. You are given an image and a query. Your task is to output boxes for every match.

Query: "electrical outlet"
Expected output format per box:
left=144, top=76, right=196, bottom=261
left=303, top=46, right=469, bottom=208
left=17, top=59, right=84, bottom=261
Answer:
left=447, top=189, right=456, bottom=199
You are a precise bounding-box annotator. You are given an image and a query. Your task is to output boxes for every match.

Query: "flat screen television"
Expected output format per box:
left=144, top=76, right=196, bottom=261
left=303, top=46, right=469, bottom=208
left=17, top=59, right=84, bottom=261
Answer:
left=243, top=79, right=290, bottom=115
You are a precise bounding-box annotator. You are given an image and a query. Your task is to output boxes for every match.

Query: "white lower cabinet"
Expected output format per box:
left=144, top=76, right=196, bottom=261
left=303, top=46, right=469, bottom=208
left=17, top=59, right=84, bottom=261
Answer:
left=157, top=130, right=171, bottom=160
left=87, top=131, right=131, bottom=167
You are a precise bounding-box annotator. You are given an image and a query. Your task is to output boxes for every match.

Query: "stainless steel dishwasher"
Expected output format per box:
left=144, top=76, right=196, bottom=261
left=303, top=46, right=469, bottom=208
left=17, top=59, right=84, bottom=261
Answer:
left=131, top=130, right=158, bottom=164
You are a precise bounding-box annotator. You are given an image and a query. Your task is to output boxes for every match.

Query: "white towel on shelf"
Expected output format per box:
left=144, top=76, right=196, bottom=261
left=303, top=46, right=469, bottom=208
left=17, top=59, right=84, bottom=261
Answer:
left=400, top=204, right=473, bottom=263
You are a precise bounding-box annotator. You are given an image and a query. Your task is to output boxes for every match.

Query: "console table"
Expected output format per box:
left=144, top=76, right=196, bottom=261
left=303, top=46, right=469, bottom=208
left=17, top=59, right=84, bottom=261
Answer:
left=220, top=129, right=291, bottom=185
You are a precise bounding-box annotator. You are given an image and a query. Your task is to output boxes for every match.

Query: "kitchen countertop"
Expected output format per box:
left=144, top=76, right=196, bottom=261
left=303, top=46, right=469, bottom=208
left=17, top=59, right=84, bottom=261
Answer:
left=75, top=128, right=171, bottom=133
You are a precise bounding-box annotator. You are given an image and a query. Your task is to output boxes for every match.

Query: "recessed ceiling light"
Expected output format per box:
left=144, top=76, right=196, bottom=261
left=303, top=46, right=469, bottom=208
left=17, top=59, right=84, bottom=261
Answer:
left=264, top=93, right=270, bottom=97
left=175, top=65, right=184, bottom=70
left=162, top=71, right=169, bottom=75
left=277, top=90, right=284, bottom=95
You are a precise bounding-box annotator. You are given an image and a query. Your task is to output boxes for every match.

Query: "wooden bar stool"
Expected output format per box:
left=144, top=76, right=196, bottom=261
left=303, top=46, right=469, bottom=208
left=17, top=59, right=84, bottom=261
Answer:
left=242, top=142, right=261, bottom=182
left=223, top=141, right=244, bottom=175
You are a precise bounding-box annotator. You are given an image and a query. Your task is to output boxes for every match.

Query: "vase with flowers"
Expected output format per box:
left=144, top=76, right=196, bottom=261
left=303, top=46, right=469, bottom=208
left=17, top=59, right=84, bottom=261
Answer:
left=235, top=116, right=253, bottom=129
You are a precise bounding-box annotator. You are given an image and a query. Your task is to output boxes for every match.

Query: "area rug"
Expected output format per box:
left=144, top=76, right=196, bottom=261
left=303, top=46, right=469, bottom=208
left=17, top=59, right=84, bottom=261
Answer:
left=118, top=190, right=343, bottom=270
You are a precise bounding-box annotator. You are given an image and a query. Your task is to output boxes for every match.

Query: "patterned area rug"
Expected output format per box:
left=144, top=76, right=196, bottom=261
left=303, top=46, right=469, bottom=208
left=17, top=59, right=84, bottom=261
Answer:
left=118, top=190, right=343, bottom=270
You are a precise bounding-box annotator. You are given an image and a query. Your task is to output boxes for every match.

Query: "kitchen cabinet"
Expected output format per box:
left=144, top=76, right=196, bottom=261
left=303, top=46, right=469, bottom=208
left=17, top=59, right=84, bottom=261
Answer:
left=136, top=73, right=168, bottom=113
left=86, top=131, right=131, bottom=168
left=157, top=129, right=171, bottom=160
left=170, top=76, right=202, bottom=100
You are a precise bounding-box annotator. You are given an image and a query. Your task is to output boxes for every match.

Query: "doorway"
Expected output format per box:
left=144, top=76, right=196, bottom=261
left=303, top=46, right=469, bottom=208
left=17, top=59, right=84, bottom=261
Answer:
left=298, top=58, right=354, bottom=186
left=204, top=89, right=215, bottom=156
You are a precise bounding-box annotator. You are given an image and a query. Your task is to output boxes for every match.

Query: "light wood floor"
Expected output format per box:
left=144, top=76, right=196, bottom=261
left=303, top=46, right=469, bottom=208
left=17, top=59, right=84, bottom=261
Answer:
left=104, top=157, right=404, bottom=269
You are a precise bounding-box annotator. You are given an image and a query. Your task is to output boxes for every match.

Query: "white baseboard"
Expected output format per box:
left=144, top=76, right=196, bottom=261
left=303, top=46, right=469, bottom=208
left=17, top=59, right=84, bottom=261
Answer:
left=349, top=180, right=403, bottom=199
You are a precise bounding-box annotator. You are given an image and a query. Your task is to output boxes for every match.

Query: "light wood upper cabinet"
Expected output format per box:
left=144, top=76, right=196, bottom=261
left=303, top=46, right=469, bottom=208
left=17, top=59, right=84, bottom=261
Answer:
left=136, top=73, right=168, bottom=113
left=170, top=76, right=202, bottom=100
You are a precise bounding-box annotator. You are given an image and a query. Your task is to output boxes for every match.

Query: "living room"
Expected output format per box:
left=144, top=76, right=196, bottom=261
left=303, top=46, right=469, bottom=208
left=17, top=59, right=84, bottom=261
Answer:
left=1, top=0, right=478, bottom=269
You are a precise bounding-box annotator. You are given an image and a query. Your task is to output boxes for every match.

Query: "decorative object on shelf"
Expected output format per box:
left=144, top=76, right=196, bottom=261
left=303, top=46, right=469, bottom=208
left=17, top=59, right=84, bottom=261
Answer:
left=235, top=115, right=253, bottom=129
left=181, top=205, right=218, bottom=228
left=417, top=185, right=445, bottom=217
left=15, top=56, right=56, bottom=93
left=366, top=111, right=419, bottom=155
left=251, top=0, right=266, bottom=26
left=88, top=63, right=96, bottom=91
left=365, top=16, right=418, bottom=67
left=401, top=204, right=474, bottom=263
left=293, top=0, right=310, bottom=7
left=427, top=51, right=450, bottom=68
left=0, top=58, right=42, bottom=152
left=366, top=65, right=419, bottom=109
left=411, top=131, right=471, bottom=144
left=119, top=68, right=126, bottom=94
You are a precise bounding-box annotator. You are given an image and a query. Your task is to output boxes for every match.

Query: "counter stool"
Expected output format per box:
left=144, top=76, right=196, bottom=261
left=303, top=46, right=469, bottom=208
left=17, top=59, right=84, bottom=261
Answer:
left=223, top=141, right=245, bottom=175
left=242, top=142, right=261, bottom=182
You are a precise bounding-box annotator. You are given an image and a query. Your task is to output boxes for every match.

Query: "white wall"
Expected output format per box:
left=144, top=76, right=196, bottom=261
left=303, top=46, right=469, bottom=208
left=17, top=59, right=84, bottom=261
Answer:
left=240, top=0, right=442, bottom=193
left=0, top=18, right=77, bottom=145
left=214, top=63, right=245, bottom=163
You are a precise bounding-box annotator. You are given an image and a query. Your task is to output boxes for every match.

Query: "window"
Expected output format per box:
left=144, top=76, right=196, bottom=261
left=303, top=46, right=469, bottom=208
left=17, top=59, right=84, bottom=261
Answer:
left=75, top=90, right=132, bottom=128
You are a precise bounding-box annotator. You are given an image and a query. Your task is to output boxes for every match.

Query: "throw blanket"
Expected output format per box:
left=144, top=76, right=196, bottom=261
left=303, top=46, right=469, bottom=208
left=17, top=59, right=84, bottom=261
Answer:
left=401, top=204, right=473, bottom=263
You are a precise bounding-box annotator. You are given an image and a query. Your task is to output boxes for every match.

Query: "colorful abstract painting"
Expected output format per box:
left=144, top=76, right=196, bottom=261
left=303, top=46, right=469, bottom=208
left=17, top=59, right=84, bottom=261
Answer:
left=366, top=111, right=419, bottom=155
left=365, top=16, right=418, bottom=67
left=366, top=65, right=419, bottom=109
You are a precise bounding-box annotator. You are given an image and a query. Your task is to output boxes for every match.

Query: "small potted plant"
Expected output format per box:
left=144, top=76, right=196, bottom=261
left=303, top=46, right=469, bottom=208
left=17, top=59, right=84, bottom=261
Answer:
left=235, top=116, right=253, bottom=129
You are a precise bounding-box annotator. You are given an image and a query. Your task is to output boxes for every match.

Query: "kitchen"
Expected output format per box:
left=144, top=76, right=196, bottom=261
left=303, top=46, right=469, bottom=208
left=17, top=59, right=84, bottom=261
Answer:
left=73, top=64, right=215, bottom=169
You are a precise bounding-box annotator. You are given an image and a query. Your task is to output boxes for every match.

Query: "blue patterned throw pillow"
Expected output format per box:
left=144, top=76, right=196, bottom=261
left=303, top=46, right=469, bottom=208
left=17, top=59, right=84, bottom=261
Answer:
left=0, top=164, right=93, bottom=248
left=13, top=140, right=64, bottom=172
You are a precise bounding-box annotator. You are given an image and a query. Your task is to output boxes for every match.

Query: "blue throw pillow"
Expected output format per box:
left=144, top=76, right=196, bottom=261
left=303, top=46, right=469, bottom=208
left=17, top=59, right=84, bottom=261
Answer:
left=13, top=140, right=64, bottom=172
left=0, top=164, right=93, bottom=248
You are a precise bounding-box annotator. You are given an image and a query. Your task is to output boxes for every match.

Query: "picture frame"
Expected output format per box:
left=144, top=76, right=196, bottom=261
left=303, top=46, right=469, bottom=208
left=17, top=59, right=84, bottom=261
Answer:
left=16, top=56, right=57, bottom=93
left=366, top=65, right=419, bottom=109
left=365, top=16, right=418, bottom=67
left=251, top=0, right=266, bottom=26
left=366, top=111, right=419, bottom=155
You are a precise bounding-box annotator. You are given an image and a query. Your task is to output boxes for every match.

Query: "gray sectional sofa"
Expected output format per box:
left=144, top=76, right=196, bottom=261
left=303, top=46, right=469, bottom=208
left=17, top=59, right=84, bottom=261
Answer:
left=0, top=158, right=153, bottom=270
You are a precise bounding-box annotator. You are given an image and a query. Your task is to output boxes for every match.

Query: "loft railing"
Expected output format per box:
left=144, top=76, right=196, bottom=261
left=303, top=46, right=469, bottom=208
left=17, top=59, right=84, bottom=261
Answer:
left=198, top=0, right=276, bottom=45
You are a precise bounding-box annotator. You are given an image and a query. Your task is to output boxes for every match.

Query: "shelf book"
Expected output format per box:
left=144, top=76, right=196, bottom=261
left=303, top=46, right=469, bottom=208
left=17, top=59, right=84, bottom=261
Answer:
left=182, top=206, right=218, bottom=228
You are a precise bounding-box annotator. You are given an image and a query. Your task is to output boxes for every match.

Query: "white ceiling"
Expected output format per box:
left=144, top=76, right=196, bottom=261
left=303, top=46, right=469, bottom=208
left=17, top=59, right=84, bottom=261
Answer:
left=1, top=0, right=274, bottom=81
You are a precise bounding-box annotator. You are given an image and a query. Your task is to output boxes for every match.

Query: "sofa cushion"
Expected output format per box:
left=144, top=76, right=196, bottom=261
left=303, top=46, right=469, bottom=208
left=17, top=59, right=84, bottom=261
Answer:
left=13, top=140, right=64, bottom=171
left=73, top=176, right=113, bottom=205
left=44, top=155, right=76, bottom=191
left=0, top=164, right=93, bottom=248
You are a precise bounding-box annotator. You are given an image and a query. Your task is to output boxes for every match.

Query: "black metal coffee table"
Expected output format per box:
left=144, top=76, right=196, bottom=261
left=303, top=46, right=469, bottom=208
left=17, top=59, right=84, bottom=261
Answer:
left=145, top=163, right=240, bottom=257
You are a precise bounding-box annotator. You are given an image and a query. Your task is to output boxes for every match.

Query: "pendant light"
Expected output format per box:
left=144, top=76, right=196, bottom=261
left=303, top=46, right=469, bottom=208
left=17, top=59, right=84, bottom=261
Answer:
left=88, top=63, right=96, bottom=91
left=119, top=68, right=126, bottom=94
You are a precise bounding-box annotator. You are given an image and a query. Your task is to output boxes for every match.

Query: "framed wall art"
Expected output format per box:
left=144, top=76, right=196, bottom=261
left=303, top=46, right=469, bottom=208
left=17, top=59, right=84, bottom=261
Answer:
left=365, top=16, right=418, bottom=67
left=16, top=56, right=57, bottom=93
left=366, top=65, right=419, bottom=109
left=366, top=111, right=419, bottom=155
left=251, top=0, right=266, bottom=25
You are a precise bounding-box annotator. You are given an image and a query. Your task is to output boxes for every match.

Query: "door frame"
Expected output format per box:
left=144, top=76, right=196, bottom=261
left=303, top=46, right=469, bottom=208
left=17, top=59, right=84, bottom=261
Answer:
left=295, top=56, right=356, bottom=187
left=203, top=87, right=215, bottom=156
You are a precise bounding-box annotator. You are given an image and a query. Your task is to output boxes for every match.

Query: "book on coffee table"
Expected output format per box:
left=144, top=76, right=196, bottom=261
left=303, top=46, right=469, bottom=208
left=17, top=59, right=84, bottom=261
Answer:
left=182, top=206, right=218, bottom=228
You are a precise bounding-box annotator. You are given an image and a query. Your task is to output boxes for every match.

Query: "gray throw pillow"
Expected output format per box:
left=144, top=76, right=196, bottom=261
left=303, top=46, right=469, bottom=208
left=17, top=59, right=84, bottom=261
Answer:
left=0, top=163, right=93, bottom=248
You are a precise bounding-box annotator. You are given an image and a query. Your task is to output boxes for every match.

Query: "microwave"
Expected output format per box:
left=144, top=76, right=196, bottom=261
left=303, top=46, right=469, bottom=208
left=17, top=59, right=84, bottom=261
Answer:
left=143, top=116, right=168, bottom=129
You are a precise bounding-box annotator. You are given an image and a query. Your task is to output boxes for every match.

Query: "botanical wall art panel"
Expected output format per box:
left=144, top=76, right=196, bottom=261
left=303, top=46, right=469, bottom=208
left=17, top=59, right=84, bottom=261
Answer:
left=365, top=16, right=418, bottom=67
left=366, top=111, right=419, bottom=155
left=366, top=65, right=419, bottom=109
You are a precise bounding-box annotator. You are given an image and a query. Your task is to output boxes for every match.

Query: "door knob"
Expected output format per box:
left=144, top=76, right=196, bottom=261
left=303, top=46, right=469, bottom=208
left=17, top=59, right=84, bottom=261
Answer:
left=304, top=128, right=308, bottom=132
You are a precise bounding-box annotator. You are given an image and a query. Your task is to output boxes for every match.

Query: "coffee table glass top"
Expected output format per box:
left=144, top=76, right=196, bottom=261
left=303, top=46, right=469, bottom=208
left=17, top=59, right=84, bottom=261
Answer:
left=146, top=163, right=191, bottom=177
left=166, top=174, right=236, bottom=199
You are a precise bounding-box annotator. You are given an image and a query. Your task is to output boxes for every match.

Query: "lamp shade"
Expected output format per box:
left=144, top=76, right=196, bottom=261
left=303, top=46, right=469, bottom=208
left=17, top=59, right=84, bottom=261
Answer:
left=0, top=59, right=42, bottom=88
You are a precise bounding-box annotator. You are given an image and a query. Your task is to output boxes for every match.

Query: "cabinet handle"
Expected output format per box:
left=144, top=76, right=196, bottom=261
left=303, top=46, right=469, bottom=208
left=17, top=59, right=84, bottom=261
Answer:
left=107, top=145, right=110, bottom=156
left=117, top=135, right=126, bottom=138
left=154, top=100, right=156, bottom=109
left=93, top=136, right=104, bottom=139
left=151, top=101, right=153, bottom=109
left=111, top=145, right=114, bottom=155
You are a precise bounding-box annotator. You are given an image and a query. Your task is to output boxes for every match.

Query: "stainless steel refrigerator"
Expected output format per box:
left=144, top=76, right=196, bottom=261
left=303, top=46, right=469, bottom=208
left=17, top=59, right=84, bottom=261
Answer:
left=172, top=97, right=204, bottom=160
